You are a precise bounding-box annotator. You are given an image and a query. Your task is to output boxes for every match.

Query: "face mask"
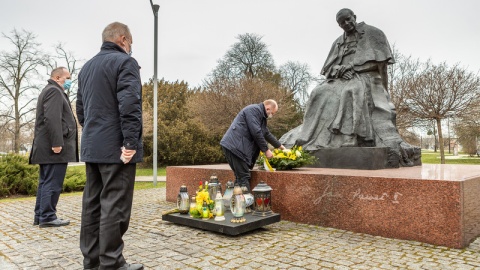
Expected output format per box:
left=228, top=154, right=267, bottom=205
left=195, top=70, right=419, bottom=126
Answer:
left=268, top=113, right=273, bottom=119
left=123, top=41, right=133, bottom=56
left=63, top=79, right=72, bottom=90
left=123, top=46, right=133, bottom=56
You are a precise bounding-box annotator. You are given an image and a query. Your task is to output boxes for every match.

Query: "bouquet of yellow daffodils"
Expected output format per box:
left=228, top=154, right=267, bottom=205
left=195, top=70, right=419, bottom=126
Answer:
left=189, top=181, right=215, bottom=219
left=257, top=145, right=317, bottom=170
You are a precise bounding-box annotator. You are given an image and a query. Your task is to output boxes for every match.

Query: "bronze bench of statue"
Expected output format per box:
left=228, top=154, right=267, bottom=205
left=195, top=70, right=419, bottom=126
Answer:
left=280, top=8, right=421, bottom=169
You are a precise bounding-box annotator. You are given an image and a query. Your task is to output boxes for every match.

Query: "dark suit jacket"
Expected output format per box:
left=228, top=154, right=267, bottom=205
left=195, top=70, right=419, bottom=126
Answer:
left=29, top=79, right=79, bottom=164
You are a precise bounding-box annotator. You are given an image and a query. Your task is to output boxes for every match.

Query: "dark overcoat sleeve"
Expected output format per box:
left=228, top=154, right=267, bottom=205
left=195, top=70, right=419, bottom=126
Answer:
left=43, top=88, right=64, bottom=147
left=116, top=57, right=142, bottom=150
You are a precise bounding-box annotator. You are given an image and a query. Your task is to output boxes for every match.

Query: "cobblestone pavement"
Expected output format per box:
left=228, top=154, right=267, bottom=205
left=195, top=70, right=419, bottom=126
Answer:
left=2, top=188, right=480, bottom=270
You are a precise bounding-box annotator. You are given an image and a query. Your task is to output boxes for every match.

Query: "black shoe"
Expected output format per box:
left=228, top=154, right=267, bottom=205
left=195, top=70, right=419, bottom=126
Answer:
left=117, top=263, right=144, bottom=270
left=35, top=218, right=66, bottom=226
left=84, top=267, right=99, bottom=270
left=39, top=219, right=70, bottom=228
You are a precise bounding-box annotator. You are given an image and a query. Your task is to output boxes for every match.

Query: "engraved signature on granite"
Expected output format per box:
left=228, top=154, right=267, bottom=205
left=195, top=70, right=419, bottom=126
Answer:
left=352, top=189, right=403, bottom=204
left=313, top=183, right=403, bottom=205
left=313, top=183, right=343, bottom=205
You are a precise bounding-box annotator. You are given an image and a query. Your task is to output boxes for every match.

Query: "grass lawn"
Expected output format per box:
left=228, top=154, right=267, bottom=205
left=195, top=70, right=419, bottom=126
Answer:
left=136, top=167, right=166, bottom=176
left=421, top=150, right=480, bottom=165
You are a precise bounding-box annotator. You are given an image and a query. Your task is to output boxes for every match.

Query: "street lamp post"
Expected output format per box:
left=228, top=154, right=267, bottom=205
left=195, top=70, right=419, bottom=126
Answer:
left=150, top=0, right=160, bottom=186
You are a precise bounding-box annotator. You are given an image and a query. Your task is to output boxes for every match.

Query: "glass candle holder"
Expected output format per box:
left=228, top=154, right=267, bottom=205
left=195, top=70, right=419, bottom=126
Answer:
left=176, top=185, right=190, bottom=214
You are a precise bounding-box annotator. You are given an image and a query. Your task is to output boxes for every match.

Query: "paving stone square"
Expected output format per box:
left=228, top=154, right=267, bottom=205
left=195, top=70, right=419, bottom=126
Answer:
left=1, top=187, right=480, bottom=269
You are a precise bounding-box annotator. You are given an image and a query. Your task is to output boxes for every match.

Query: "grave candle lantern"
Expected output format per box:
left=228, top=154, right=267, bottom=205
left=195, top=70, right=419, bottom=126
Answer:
left=214, top=190, right=225, bottom=221
left=252, top=181, right=273, bottom=217
left=230, top=184, right=246, bottom=223
left=176, top=185, right=190, bottom=214
left=208, top=173, right=222, bottom=202
left=222, top=180, right=235, bottom=210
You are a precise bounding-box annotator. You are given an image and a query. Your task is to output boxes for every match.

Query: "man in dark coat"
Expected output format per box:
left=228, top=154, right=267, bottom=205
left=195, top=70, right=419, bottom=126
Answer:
left=220, top=99, right=285, bottom=192
left=76, top=22, right=143, bottom=270
left=29, top=66, right=79, bottom=228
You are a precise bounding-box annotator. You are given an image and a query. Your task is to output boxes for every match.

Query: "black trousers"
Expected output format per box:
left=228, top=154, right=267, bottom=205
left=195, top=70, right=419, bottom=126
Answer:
left=34, top=163, right=68, bottom=223
left=80, top=163, right=136, bottom=269
left=221, top=146, right=252, bottom=192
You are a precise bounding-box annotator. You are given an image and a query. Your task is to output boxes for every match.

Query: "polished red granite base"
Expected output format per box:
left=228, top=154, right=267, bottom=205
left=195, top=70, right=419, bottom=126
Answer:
left=166, top=164, right=480, bottom=248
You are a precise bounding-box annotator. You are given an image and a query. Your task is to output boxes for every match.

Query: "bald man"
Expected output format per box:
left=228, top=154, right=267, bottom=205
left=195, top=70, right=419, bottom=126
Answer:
left=220, top=100, right=285, bottom=192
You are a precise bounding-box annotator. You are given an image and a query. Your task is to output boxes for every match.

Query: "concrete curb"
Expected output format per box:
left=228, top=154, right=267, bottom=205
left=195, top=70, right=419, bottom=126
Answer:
left=135, top=176, right=166, bottom=182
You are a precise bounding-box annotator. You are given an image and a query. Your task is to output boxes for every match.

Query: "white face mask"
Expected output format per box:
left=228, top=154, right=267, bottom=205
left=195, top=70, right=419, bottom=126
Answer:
left=123, top=45, right=132, bottom=56
left=123, top=39, right=133, bottom=56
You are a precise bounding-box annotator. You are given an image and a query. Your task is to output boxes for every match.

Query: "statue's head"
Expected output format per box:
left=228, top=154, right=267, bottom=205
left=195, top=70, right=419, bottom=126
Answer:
left=336, top=8, right=357, bottom=35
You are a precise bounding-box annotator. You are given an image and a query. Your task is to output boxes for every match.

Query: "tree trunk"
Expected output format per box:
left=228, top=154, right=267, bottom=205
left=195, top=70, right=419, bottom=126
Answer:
left=436, top=118, right=445, bottom=164
left=14, top=98, right=20, bottom=153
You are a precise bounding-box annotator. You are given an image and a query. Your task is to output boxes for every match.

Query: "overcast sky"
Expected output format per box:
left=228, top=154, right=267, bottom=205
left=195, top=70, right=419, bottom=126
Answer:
left=1, top=0, right=479, bottom=89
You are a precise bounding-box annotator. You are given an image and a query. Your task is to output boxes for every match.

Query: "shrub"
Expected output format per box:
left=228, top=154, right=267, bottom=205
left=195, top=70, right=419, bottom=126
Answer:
left=0, top=154, right=39, bottom=196
left=0, top=154, right=87, bottom=197
left=63, top=169, right=86, bottom=192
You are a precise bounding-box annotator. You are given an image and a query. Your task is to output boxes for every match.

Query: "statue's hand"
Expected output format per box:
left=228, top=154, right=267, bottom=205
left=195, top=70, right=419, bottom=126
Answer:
left=335, top=64, right=353, bottom=79
left=342, top=70, right=354, bottom=80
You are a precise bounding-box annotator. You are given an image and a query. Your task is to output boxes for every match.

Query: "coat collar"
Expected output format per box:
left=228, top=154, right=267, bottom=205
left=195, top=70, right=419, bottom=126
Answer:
left=260, top=103, right=268, bottom=119
left=47, top=79, right=63, bottom=90
left=101, top=41, right=128, bottom=54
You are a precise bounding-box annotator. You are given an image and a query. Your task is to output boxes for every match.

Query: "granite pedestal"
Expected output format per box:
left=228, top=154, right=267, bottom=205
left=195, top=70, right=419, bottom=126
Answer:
left=166, top=164, right=480, bottom=248
left=309, top=147, right=390, bottom=169
left=162, top=211, right=281, bottom=235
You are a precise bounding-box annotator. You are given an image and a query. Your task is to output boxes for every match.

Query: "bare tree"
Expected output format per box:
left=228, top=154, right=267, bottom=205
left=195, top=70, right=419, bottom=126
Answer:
left=190, top=77, right=302, bottom=139
left=0, top=29, right=48, bottom=153
left=45, top=43, right=83, bottom=103
left=388, top=47, right=422, bottom=132
left=198, top=32, right=305, bottom=140
left=279, top=61, right=314, bottom=109
left=208, top=33, right=276, bottom=81
left=405, top=61, right=480, bottom=163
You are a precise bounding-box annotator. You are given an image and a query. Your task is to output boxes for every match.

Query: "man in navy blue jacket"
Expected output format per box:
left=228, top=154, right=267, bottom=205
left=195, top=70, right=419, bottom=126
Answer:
left=220, top=99, right=285, bottom=192
left=76, top=22, right=143, bottom=270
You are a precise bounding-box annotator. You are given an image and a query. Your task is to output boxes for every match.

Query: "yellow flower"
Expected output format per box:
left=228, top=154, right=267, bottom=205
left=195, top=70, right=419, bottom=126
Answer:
left=275, top=152, right=286, bottom=158
left=296, top=150, right=302, bottom=157
left=197, top=190, right=210, bottom=203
